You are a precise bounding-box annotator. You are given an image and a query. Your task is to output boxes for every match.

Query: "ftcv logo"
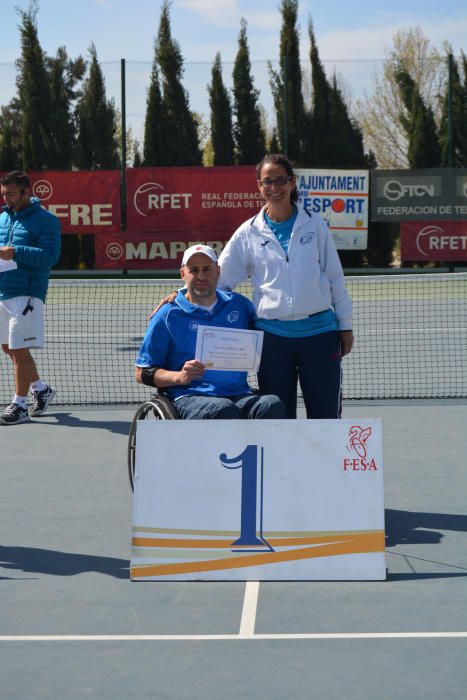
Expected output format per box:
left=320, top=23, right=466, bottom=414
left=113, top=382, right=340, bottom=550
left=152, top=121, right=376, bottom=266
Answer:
left=344, top=425, right=378, bottom=471
left=382, top=179, right=436, bottom=201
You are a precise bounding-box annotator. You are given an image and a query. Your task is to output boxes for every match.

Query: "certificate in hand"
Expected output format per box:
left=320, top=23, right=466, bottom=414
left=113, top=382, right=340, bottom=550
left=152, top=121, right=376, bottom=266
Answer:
left=195, top=325, right=264, bottom=372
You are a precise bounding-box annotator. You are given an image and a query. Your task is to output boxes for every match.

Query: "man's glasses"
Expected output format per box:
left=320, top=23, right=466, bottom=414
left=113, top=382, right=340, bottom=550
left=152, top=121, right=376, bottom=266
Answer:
left=258, top=176, right=292, bottom=187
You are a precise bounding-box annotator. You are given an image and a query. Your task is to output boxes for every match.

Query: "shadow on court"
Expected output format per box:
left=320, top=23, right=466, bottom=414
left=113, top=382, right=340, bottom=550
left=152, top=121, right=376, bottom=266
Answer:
left=2, top=508, right=466, bottom=583
left=28, top=411, right=131, bottom=436
left=385, top=509, right=467, bottom=547
left=0, top=546, right=129, bottom=580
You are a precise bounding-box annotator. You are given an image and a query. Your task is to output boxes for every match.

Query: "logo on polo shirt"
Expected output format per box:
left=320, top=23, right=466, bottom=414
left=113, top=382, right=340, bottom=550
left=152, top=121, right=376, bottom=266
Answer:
left=189, top=321, right=199, bottom=331
left=227, top=311, right=239, bottom=323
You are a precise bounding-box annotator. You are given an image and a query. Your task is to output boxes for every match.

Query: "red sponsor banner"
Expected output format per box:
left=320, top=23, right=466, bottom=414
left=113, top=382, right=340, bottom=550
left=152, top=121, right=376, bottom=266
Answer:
left=126, top=166, right=263, bottom=234
left=95, top=232, right=230, bottom=270
left=27, top=170, right=121, bottom=234
left=401, top=221, right=467, bottom=261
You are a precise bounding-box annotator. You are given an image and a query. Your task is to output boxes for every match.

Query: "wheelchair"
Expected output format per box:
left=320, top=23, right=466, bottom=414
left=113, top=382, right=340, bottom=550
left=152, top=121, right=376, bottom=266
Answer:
left=127, top=393, right=179, bottom=492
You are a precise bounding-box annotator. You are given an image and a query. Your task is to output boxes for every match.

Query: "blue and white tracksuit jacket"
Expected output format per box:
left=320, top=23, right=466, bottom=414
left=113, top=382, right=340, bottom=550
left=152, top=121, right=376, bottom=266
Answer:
left=218, top=205, right=352, bottom=330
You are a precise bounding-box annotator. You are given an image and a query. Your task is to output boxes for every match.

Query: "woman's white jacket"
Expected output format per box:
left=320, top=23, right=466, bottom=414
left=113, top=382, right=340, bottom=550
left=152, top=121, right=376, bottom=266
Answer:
left=218, top=205, right=352, bottom=330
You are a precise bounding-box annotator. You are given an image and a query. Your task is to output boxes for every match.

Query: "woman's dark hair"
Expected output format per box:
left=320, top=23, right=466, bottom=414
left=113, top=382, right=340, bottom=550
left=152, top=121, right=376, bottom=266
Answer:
left=256, top=153, right=299, bottom=203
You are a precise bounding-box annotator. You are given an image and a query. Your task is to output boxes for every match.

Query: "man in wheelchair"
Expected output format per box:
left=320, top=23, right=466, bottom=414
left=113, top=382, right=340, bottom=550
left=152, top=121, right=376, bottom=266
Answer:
left=135, top=245, right=286, bottom=420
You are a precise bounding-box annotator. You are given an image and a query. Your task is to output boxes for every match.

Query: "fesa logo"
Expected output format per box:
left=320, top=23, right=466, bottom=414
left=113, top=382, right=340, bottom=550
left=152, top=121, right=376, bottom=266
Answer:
left=344, top=425, right=378, bottom=471
left=32, top=179, right=53, bottom=201
left=133, top=181, right=192, bottom=217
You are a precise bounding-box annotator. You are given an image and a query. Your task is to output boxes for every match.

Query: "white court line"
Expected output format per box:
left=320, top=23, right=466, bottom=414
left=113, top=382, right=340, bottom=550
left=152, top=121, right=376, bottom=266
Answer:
left=239, top=581, right=260, bottom=636
left=1, top=632, right=466, bottom=642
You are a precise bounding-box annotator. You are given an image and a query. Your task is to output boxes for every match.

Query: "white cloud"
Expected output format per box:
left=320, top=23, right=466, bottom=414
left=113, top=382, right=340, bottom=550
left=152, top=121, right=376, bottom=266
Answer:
left=179, top=0, right=240, bottom=26
left=316, top=13, right=467, bottom=60
left=179, top=0, right=279, bottom=35
left=241, top=11, right=282, bottom=34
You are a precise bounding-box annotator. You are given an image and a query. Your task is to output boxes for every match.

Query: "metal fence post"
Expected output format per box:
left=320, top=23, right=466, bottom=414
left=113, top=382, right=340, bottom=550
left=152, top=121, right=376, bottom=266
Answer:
left=283, top=54, right=289, bottom=157
left=447, top=53, right=454, bottom=168
left=120, top=58, right=127, bottom=232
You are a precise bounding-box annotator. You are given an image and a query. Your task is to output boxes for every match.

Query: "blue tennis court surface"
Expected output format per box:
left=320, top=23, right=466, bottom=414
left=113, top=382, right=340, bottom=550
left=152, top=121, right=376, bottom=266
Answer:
left=1, top=400, right=466, bottom=699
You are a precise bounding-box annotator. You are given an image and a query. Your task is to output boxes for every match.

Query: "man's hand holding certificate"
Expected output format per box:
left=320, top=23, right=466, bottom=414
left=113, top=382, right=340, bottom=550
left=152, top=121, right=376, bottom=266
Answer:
left=195, top=326, right=264, bottom=372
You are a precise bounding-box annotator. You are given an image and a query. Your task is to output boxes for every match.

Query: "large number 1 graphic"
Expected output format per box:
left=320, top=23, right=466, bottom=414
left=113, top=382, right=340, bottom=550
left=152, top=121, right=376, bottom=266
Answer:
left=220, top=445, right=274, bottom=551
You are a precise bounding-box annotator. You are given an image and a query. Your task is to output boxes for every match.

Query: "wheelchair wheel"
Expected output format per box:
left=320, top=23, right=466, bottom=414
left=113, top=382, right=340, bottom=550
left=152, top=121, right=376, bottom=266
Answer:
left=127, top=395, right=179, bottom=492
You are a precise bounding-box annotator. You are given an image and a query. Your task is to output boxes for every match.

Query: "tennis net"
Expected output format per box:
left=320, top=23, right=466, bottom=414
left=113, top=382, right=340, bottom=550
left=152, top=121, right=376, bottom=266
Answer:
left=1, top=273, right=466, bottom=405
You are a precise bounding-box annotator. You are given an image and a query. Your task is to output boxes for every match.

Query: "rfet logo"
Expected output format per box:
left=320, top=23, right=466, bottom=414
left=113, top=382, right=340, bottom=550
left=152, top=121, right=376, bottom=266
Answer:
left=32, top=179, right=53, bottom=201
left=133, top=181, right=192, bottom=217
left=415, top=224, right=467, bottom=255
left=416, top=224, right=445, bottom=255
left=344, top=425, right=377, bottom=471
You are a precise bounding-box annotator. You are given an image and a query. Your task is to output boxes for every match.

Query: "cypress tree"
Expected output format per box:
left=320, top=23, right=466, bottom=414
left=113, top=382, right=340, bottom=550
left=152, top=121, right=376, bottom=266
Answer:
left=308, top=21, right=377, bottom=266
left=143, top=61, right=169, bottom=165
left=155, top=0, right=201, bottom=165
left=269, top=128, right=280, bottom=153
left=232, top=19, right=266, bottom=164
left=0, top=100, right=22, bottom=170
left=208, top=53, right=234, bottom=165
left=16, top=2, right=53, bottom=169
left=328, top=76, right=368, bottom=167
left=394, top=64, right=441, bottom=167
left=459, top=53, right=467, bottom=166
left=133, top=143, right=143, bottom=168
left=440, top=53, right=467, bottom=167
left=308, top=20, right=330, bottom=166
left=47, top=48, right=85, bottom=168
left=75, top=44, right=120, bottom=169
left=308, top=23, right=368, bottom=168
left=269, top=0, right=306, bottom=160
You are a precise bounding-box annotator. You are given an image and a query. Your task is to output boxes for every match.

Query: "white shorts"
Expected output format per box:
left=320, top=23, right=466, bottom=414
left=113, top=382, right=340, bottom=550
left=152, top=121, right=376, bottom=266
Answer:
left=0, top=296, right=45, bottom=349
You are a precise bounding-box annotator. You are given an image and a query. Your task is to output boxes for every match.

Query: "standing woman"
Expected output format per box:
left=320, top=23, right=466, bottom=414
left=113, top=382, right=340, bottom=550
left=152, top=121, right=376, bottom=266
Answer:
left=218, top=154, right=354, bottom=419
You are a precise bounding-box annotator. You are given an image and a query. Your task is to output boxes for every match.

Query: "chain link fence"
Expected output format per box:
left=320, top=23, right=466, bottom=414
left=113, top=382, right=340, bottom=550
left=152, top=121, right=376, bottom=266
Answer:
left=0, top=58, right=386, bottom=163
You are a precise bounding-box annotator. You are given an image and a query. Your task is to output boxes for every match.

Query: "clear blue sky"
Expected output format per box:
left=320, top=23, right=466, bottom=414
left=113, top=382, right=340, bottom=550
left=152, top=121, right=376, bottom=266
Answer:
left=0, top=0, right=465, bottom=64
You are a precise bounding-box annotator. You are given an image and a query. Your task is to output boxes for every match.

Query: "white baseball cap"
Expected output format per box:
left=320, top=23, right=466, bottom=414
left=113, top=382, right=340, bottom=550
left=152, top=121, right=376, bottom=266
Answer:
left=181, top=244, right=218, bottom=266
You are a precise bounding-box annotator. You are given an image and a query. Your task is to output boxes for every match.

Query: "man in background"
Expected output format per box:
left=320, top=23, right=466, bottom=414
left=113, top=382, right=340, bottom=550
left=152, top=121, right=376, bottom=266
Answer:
left=0, top=170, right=61, bottom=425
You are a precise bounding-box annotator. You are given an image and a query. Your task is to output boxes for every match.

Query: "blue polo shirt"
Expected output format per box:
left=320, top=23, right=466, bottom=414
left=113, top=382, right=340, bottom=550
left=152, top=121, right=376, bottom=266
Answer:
left=136, top=289, right=255, bottom=401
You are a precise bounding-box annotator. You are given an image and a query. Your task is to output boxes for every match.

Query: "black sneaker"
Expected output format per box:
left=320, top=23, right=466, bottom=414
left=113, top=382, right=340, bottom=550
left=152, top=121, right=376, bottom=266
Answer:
left=30, top=385, right=56, bottom=417
left=0, top=402, right=30, bottom=425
